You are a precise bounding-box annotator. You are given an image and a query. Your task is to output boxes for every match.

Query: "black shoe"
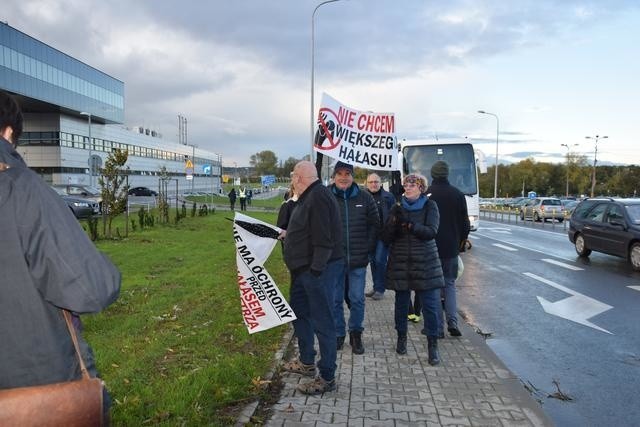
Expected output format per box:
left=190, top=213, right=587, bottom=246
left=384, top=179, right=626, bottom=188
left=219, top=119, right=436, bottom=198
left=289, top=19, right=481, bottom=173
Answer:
left=448, top=326, right=462, bottom=337
left=350, top=331, right=364, bottom=355
left=396, top=334, right=407, bottom=355
left=337, top=336, right=345, bottom=350
left=427, top=337, right=440, bottom=366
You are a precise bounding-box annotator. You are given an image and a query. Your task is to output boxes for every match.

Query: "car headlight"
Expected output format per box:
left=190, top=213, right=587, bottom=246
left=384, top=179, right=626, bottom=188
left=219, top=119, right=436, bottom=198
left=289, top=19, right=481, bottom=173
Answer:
left=72, top=202, right=90, bottom=207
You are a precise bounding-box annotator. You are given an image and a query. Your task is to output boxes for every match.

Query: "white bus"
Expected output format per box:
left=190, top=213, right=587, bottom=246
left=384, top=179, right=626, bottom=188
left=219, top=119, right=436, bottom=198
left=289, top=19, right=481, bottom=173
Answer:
left=398, top=140, right=480, bottom=231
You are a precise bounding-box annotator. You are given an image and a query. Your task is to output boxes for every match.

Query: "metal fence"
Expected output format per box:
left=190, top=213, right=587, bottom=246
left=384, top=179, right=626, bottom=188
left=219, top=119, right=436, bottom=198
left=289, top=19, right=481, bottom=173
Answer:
left=480, top=206, right=570, bottom=232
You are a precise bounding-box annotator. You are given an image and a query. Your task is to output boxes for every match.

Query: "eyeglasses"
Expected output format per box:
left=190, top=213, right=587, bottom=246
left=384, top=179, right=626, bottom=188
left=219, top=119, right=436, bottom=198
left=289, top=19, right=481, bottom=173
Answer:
left=367, top=180, right=380, bottom=184
left=403, top=182, right=418, bottom=188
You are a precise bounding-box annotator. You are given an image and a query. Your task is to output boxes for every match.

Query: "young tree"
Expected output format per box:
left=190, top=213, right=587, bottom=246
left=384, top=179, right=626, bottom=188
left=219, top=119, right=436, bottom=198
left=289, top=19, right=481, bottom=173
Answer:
left=98, top=149, right=129, bottom=238
left=249, top=150, right=278, bottom=175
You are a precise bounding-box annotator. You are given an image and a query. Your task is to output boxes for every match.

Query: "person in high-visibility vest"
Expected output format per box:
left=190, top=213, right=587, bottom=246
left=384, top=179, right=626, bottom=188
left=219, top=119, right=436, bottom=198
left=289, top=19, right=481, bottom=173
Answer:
left=239, top=187, right=247, bottom=211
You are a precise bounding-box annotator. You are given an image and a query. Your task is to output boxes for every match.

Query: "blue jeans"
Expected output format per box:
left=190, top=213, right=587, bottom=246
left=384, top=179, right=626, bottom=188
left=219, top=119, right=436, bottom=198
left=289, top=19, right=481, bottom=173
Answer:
left=334, top=266, right=366, bottom=336
left=395, top=289, right=440, bottom=337
left=369, top=240, right=389, bottom=294
left=290, top=259, right=344, bottom=382
left=438, top=257, right=459, bottom=334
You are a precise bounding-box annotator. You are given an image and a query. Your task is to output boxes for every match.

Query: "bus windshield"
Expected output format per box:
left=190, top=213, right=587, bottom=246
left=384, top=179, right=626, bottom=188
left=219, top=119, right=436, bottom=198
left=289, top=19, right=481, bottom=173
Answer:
left=402, top=143, right=478, bottom=195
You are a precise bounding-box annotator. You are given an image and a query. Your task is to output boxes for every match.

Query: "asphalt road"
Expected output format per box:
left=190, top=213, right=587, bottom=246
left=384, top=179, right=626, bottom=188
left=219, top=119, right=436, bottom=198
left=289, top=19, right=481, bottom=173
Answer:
left=456, top=218, right=640, bottom=426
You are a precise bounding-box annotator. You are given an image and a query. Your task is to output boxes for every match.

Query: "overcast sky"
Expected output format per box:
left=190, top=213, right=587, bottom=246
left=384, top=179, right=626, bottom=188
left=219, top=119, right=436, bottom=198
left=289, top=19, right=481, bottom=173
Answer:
left=4, top=0, right=640, bottom=167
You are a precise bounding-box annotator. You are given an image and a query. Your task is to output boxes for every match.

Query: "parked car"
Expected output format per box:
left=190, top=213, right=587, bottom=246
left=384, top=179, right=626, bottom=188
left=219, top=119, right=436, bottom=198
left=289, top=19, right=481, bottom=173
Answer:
left=51, top=187, right=100, bottom=219
left=128, top=186, right=158, bottom=196
left=519, top=197, right=564, bottom=222
left=52, top=184, right=102, bottom=213
left=53, top=184, right=102, bottom=204
left=561, top=199, right=579, bottom=215
left=568, top=198, right=640, bottom=271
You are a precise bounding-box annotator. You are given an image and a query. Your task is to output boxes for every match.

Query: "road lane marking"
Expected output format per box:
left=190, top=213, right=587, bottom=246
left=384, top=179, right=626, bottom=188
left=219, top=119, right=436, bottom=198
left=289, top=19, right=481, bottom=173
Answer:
left=541, top=258, right=584, bottom=271
left=629, top=286, right=640, bottom=292
left=492, top=243, right=517, bottom=251
left=523, top=272, right=613, bottom=334
left=475, top=231, right=576, bottom=262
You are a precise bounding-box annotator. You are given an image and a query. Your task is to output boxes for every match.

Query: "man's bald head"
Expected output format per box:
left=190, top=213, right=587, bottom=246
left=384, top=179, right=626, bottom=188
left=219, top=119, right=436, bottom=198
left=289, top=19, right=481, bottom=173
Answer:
left=292, top=160, right=319, bottom=194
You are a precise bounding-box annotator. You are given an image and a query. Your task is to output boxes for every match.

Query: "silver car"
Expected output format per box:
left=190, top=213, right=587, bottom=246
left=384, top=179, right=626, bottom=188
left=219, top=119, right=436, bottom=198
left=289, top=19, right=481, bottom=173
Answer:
left=52, top=184, right=102, bottom=213
left=520, top=197, right=564, bottom=222
left=51, top=187, right=100, bottom=219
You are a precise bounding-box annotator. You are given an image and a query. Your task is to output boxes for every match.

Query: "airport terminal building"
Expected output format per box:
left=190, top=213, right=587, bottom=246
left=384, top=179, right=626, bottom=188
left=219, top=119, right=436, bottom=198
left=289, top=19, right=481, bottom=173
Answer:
left=0, top=22, right=222, bottom=193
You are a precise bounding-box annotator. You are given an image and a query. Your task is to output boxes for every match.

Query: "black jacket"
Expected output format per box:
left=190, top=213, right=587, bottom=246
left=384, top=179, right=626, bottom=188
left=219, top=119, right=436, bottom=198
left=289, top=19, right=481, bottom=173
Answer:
left=283, top=180, right=343, bottom=273
left=0, top=139, right=121, bottom=389
left=367, top=187, right=396, bottom=236
left=381, top=195, right=444, bottom=291
left=330, top=183, right=380, bottom=269
left=276, top=198, right=297, bottom=230
left=426, top=178, right=471, bottom=258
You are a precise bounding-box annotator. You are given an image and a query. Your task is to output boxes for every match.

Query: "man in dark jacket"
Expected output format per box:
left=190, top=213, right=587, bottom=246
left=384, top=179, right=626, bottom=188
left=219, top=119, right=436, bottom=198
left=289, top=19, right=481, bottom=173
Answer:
left=0, top=91, right=121, bottom=421
left=282, top=160, right=344, bottom=395
left=330, top=161, right=380, bottom=354
left=364, top=173, right=395, bottom=300
left=427, top=160, right=471, bottom=337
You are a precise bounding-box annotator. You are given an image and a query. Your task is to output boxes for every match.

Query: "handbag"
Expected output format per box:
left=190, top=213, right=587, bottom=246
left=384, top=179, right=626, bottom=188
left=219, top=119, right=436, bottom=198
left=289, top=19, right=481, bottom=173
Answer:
left=0, top=310, right=104, bottom=427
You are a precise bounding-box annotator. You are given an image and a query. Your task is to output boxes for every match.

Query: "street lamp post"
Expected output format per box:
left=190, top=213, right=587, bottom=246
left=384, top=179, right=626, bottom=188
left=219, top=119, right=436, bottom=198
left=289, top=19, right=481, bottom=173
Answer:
left=561, top=143, right=579, bottom=198
left=586, top=135, right=607, bottom=197
left=478, top=110, right=499, bottom=201
left=80, top=112, right=93, bottom=187
left=311, top=0, right=341, bottom=161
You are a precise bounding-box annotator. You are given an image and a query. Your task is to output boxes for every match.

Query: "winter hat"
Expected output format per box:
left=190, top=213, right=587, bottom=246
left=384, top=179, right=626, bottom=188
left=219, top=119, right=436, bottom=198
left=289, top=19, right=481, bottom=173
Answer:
left=333, top=161, right=354, bottom=176
left=430, top=160, right=449, bottom=179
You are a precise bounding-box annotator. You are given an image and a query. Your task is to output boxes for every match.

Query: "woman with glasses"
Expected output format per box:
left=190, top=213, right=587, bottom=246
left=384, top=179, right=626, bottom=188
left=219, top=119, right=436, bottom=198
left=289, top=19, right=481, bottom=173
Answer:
left=381, top=173, right=444, bottom=365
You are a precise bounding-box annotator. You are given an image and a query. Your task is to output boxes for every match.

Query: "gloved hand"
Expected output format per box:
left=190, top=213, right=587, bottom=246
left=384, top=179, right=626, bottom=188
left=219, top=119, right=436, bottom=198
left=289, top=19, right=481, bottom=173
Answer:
left=390, top=204, right=407, bottom=224
left=402, top=220, right=414, bottom=231
left=310, top=268, right=322, bottom=277
left=459, top=239, right=473, bottom=252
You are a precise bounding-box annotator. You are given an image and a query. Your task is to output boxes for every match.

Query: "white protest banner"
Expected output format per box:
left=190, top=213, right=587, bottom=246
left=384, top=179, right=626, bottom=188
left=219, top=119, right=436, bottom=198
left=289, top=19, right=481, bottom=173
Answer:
left=313, top=93, right=398, bottom=171
left=233, top=212, right=296, bottom=334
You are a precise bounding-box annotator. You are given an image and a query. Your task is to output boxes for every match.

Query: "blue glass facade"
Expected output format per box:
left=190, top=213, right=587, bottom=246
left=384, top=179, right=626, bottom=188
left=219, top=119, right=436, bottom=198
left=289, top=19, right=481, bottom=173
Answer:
left=0, top=22, right=124, bottom=124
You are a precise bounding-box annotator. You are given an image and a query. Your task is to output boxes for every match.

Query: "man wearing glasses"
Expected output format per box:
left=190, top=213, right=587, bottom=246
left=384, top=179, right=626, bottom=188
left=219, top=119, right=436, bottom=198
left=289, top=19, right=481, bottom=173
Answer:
left=364, top=173, right=395, bottom=301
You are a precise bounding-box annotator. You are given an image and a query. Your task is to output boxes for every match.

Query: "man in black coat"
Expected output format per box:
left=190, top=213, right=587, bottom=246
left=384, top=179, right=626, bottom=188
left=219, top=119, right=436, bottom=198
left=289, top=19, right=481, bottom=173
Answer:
left=427, top=160, right=470, bottom=337
left=364, top=173, right=395, bottom=300
left=282, top=160, right=344, bottom=395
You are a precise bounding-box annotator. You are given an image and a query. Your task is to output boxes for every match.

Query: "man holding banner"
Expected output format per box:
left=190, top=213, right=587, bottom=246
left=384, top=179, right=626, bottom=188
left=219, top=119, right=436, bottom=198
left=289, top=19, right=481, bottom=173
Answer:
left=282, top=160, right=344, bottom=395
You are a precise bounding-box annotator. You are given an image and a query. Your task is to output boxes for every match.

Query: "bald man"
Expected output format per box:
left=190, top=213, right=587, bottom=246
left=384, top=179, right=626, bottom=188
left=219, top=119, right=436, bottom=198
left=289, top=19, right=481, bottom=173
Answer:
left=282, top=160, right=344, bottom=395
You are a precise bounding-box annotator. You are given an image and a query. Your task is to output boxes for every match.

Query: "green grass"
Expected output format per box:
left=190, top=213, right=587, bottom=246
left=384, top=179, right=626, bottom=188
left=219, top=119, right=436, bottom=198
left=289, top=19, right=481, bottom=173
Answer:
left=84, top=210, right=290, bottom=425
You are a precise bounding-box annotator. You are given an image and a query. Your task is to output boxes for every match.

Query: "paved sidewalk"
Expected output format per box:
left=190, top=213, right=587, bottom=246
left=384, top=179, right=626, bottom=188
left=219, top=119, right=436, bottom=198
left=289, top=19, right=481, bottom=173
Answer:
left=263, top=280, right=552, bottom=426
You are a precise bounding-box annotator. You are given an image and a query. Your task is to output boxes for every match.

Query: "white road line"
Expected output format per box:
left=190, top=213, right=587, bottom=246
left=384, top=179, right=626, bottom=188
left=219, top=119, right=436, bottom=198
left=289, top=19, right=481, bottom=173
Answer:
left=542, top=258, right=584, bottom=271
left=475, top=231, right=576, bottom=262
left=629, top=286, right=640, bottom=292
left=492, top=243, right=517, bottom=251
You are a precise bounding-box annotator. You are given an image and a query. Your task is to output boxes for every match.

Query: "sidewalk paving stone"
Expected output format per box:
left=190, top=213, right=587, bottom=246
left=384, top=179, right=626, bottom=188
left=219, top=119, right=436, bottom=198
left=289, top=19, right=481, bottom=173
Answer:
left=257, top=275, right=552, bottom=427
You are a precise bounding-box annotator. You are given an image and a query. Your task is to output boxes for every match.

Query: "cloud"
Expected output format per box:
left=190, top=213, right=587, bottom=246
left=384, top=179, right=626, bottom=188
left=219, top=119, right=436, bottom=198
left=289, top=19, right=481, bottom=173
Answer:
left=3, top=0, right=640, bottom=165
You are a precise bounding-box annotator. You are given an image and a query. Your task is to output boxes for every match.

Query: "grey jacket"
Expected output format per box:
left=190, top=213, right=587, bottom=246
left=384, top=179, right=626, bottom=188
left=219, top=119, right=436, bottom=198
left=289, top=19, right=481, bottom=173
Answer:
left=0, top=139, right=121, bottom=389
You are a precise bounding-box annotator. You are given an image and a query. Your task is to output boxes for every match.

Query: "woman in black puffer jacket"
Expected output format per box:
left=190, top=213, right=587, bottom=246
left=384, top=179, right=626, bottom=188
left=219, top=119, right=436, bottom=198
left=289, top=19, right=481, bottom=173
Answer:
left=381, top=173, right=444, bottom=365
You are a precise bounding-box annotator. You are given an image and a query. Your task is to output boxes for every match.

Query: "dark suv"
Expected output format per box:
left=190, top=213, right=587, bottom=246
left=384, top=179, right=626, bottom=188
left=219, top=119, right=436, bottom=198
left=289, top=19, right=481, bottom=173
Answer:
left=568, top=198, right=640, bottom=271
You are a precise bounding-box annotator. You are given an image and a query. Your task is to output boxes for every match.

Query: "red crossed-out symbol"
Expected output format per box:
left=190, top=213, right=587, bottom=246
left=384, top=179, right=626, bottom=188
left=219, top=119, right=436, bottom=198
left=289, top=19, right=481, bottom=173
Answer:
left=316, top=107, right=341, bottom=151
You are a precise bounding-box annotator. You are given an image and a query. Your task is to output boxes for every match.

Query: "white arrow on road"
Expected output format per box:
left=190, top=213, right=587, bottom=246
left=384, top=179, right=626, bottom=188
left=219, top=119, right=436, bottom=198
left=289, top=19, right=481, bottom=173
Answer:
left=524, top=272, right=613, bottom=334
